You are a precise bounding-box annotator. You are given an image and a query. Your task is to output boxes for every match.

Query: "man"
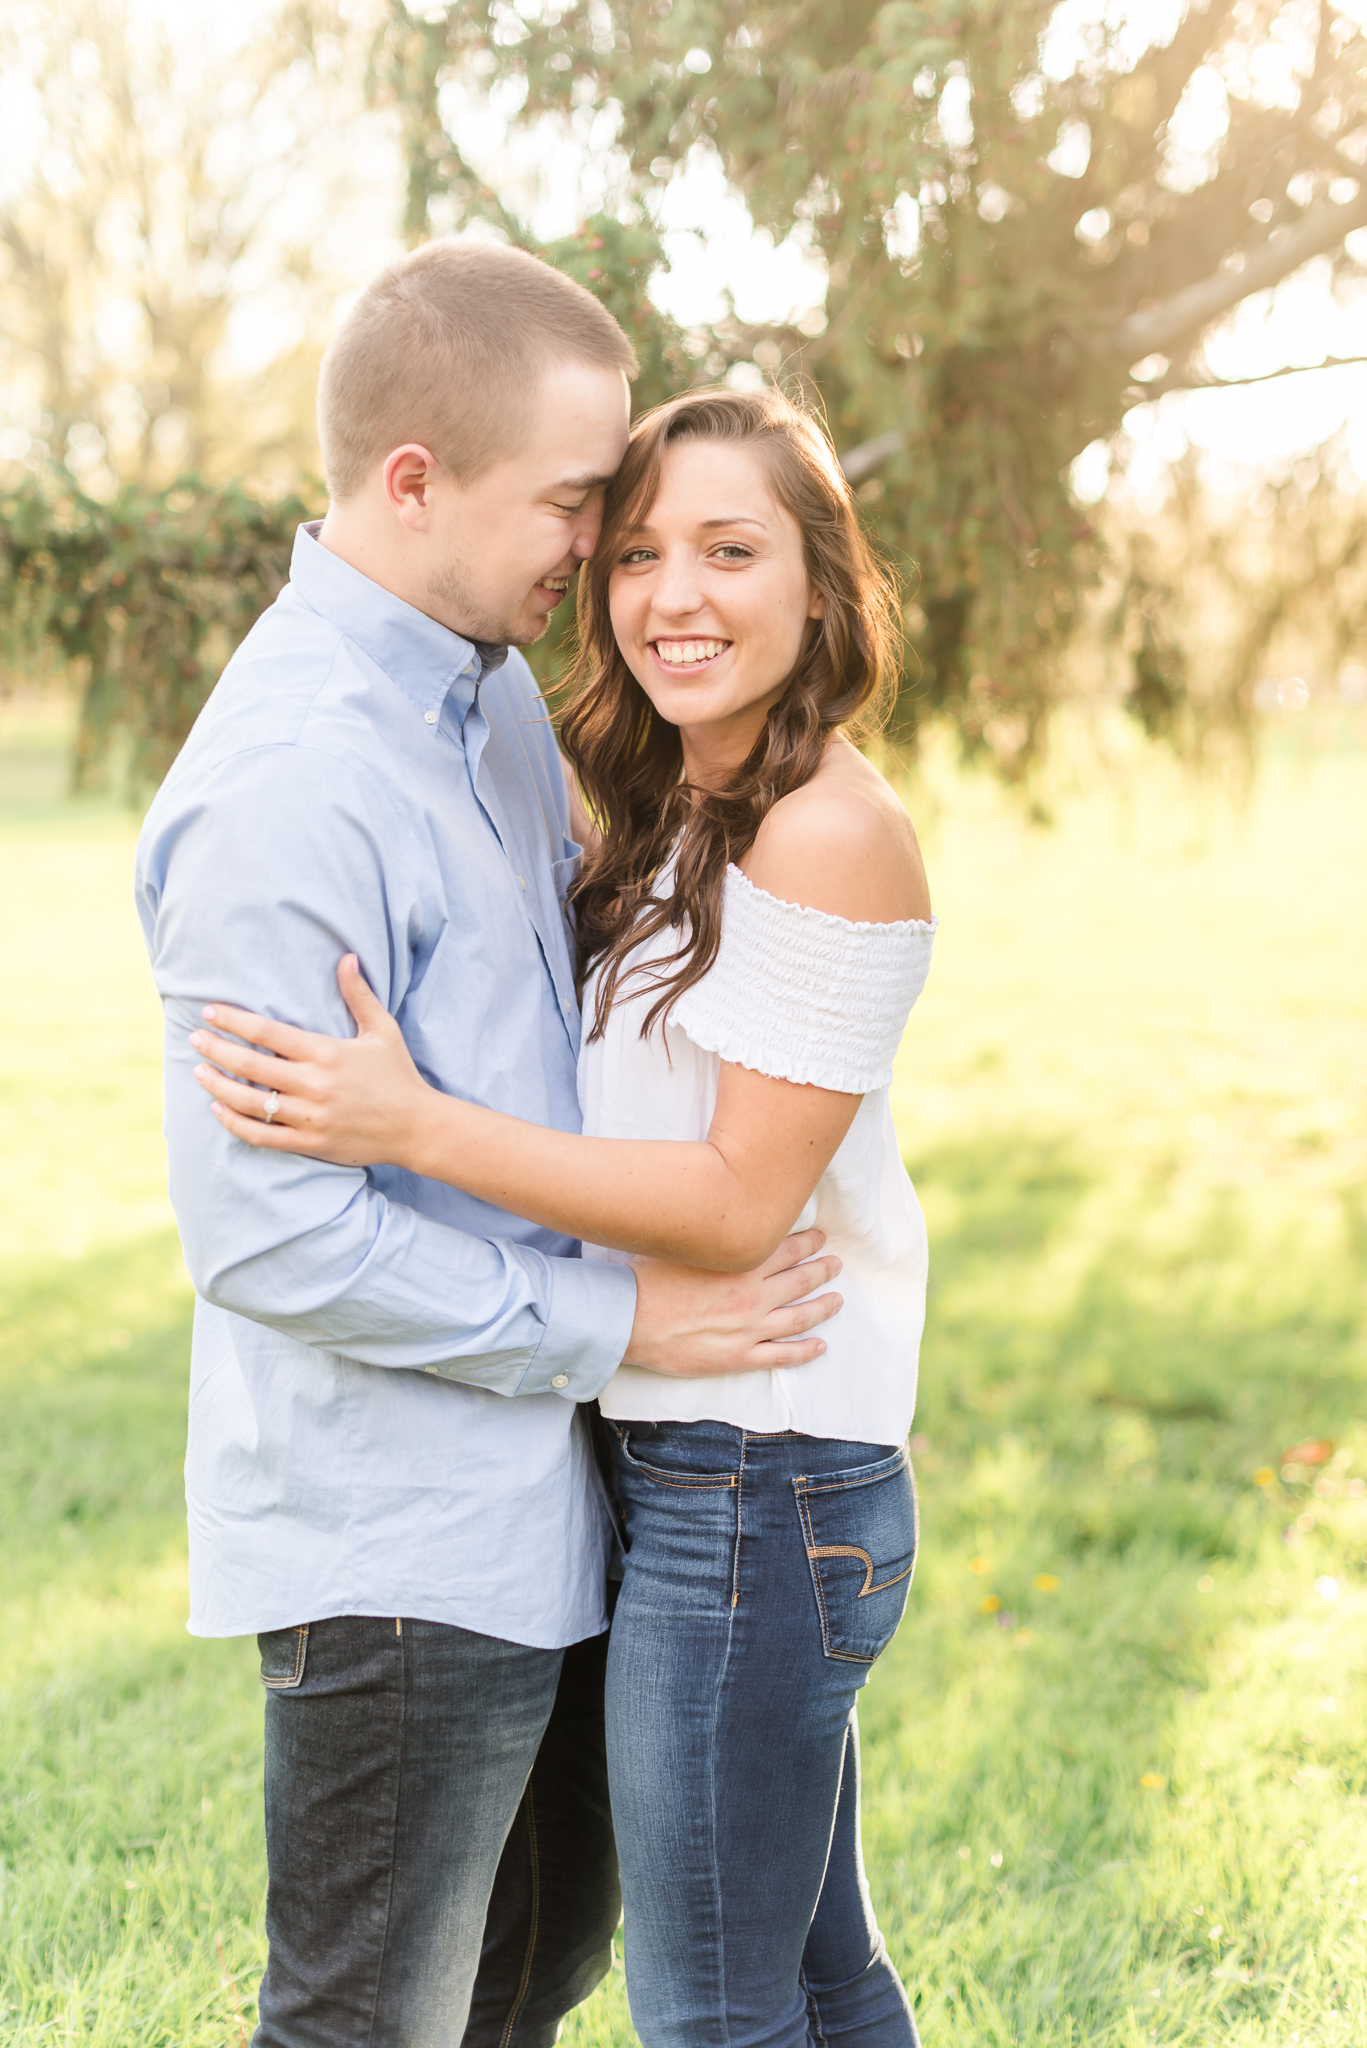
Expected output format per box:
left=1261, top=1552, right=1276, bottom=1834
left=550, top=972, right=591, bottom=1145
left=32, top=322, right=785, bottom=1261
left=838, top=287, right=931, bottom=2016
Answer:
left=135, top=238, right=843, bottom=2048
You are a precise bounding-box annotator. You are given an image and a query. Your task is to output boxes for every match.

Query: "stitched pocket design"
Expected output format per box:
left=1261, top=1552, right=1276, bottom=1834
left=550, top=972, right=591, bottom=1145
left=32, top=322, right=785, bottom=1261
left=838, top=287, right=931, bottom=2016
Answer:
left=258, top=1624, right=310, bottom=1690
left=611, top=1425, right=737, bottom=1492
left=794, top=1448, right=917, bottom=1663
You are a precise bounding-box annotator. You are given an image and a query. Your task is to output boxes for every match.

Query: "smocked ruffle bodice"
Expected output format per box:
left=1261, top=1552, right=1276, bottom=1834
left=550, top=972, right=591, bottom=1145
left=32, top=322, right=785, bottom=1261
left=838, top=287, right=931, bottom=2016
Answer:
left=673, top=864, right=936, bottom=1094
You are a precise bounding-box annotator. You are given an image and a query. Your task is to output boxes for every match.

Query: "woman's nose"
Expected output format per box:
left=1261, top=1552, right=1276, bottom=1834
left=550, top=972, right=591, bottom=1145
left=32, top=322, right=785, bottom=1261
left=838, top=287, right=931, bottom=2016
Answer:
left=651, top=558, right=704, bottom=617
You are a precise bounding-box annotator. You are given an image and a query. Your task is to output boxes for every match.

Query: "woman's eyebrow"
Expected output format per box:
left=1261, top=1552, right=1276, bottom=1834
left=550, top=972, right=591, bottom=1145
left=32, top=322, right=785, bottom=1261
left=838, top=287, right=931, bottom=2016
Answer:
left=623, top=513, right=768, bottom=535
left=618, top=511, right=770, bottom=540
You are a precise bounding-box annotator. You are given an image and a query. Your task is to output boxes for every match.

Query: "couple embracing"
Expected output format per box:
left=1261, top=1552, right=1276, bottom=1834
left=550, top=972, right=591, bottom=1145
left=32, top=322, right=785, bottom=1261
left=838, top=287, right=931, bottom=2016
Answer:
left=136, top=237, right=936, bottom=2048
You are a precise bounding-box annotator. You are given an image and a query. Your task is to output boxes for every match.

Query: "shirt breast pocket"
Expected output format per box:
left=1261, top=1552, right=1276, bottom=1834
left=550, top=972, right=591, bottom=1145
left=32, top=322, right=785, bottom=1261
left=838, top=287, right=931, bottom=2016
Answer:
left=550, top=853, right=581, bottom=943
left=551, top=850, right=580, bottom=905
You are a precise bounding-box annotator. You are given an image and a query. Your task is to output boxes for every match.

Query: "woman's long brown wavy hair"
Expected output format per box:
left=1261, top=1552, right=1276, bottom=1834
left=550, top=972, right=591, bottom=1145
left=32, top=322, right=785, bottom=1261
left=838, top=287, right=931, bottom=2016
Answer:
left=560, top=385, right=901, bottom=1042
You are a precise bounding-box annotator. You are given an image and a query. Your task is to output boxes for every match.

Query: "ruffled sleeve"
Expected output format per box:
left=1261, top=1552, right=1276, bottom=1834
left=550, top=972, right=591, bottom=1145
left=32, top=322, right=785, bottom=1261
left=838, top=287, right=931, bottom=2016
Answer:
left=671, top=864, right=936, bottom=1093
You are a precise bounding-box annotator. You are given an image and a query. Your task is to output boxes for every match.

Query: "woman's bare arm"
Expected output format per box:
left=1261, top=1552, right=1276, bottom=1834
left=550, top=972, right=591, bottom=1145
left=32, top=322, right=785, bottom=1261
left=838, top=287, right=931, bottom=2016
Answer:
left=193, top=973, right=858, bottom=1270
left=191, top=782, right=927, bottom=1271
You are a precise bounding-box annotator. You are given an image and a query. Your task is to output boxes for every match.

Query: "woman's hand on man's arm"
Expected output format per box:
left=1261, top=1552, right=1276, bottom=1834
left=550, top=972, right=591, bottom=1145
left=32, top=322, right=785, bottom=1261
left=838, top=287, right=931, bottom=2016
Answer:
left=190, top=955, right=440, bottom=1171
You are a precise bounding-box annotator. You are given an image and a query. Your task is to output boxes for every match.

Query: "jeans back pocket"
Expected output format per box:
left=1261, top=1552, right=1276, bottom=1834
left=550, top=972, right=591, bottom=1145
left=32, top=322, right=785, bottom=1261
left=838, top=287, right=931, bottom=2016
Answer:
left=794, top=1448, right=917, bottom=1664
left=258, top=1624, right=310, bottom=1689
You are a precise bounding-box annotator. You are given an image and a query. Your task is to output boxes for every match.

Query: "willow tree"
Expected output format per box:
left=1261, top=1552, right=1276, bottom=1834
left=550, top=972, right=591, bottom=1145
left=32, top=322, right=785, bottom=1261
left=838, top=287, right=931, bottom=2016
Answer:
left=376, top=0, right=1367, bottom=771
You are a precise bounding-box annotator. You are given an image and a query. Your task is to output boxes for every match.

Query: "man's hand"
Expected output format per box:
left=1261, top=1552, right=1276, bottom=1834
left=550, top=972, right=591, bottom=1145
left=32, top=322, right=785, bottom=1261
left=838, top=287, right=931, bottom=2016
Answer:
left=624, top=1230, right=843, bottom=1377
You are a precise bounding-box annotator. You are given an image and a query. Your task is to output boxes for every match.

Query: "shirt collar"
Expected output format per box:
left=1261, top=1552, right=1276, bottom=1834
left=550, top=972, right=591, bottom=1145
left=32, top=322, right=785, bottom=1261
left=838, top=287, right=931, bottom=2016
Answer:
left=288, top=521, right=509, bottom=724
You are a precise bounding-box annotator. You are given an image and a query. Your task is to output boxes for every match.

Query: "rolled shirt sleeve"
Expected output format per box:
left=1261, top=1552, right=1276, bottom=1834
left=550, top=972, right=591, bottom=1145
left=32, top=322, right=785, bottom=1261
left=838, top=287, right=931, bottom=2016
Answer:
left=139, top=743, right=636, bottom=1401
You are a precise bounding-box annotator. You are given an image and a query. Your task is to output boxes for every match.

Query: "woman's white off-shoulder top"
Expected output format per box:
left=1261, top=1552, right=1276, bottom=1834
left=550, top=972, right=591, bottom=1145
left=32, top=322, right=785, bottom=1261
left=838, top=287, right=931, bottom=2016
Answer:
left=578, top=861, right=936, bottom=1445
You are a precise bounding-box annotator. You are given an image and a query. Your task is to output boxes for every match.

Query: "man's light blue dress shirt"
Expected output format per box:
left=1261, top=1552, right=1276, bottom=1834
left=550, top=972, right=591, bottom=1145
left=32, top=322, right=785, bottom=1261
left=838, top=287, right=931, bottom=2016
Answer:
left=135, top=523, right=638, bottom=1647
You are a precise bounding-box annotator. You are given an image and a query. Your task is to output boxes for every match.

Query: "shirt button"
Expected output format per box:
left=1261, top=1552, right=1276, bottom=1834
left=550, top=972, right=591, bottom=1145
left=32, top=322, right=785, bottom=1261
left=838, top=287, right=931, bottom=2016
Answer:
left=424, top=710, right=438, bottom=724
left=551, top=1373, right=569, bottom=1390
left=517, top=875, right=526, bottom=889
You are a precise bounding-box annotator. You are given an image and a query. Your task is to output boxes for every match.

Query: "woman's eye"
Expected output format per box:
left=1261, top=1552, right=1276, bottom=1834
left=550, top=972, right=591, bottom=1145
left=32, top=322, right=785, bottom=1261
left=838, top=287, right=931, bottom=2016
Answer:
left=619, top=548, right=657, bottom=564
left=713, top=544, right=754, bottom=561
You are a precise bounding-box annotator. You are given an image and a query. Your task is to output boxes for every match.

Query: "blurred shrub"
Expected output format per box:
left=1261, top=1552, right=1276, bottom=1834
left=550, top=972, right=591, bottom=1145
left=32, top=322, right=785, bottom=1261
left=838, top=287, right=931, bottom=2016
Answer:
left=0, top=472, right=317, bottom=794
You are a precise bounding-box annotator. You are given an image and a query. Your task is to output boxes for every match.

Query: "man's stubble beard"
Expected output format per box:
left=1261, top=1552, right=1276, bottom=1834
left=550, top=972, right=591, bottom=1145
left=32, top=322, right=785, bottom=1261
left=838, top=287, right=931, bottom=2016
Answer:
left=426, top=561, right=547, bottom=650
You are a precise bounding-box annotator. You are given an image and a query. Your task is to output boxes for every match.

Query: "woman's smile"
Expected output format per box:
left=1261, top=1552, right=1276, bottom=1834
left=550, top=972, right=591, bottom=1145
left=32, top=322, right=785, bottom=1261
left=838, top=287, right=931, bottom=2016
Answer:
left=649, top=636, right=732, bottom=674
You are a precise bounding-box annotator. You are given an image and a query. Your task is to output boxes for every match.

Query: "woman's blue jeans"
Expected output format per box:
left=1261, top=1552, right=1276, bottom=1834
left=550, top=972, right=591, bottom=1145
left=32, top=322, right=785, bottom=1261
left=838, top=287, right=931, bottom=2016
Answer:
left=605, top=1419, right=921, bottom=2048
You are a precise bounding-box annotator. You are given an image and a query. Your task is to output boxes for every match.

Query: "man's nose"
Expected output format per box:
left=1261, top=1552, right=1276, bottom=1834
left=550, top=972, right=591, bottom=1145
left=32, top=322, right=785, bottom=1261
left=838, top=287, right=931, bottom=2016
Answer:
left=570, top=519, right=599, bottom=562
left=570, top=491, right=607, bottom=559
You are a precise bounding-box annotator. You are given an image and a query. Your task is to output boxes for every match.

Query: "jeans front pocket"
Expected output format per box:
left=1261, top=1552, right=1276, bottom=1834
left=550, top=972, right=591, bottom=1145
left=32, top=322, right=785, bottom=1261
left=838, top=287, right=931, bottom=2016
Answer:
left=794, top=1447, right=917, bottom=1663
left=610, top=1423, right=738, bottom=1491
left=258, top=1623, right=310, bottom=1690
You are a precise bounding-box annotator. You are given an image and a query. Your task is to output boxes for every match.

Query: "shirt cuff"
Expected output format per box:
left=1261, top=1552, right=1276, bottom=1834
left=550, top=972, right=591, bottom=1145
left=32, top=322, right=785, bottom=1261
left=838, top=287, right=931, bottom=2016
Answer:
left=523, top=1256, right=638, bottom=1401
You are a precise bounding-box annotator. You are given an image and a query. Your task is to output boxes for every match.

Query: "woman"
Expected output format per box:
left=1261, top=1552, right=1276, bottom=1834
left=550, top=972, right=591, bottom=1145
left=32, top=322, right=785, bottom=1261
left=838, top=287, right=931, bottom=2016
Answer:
left=191, top=387, right=935, bottom=2046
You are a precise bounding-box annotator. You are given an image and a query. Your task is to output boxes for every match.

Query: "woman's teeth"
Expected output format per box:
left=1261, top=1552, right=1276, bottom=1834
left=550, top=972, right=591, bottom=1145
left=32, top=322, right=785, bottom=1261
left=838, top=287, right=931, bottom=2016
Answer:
left=654, top=639, right=729, bottom=668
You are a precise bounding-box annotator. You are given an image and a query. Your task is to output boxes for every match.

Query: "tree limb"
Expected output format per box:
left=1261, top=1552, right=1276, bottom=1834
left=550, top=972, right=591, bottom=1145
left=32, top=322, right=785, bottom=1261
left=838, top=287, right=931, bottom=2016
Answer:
left=839, top=195, right=1367, bottom=484
left=1138, top=351, right=1367, bottom=400
left=840, top=430, right=908, bottom=485
left=1109, top=188, right=1367, bottom=362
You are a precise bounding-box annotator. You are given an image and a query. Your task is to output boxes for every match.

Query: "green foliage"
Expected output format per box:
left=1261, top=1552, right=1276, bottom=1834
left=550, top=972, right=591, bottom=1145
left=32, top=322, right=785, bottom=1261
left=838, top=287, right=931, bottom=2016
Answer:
left=1105, top=442, right=1367, bottom=761
left=0, top=471, right=317, bottom=793
left=538, top=215, right=686, bottom=415
left=383, top=0, right=1367, bottom=773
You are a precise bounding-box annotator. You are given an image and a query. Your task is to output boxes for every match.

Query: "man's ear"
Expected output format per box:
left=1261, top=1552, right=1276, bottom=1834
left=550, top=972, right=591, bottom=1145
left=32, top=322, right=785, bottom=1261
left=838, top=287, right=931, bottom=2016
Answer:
left=382, top=444, right=441, bottom=529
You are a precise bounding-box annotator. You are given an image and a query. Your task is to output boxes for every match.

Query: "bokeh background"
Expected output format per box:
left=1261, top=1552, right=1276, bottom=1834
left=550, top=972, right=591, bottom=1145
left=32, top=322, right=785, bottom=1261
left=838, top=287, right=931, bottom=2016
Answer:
left=2, top=3, right=1366, bottom=2042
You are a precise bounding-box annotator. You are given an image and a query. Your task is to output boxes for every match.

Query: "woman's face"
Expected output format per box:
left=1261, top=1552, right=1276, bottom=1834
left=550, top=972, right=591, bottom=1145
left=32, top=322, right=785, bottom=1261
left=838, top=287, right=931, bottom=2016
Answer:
left=607, top=439, right=823, bottom=775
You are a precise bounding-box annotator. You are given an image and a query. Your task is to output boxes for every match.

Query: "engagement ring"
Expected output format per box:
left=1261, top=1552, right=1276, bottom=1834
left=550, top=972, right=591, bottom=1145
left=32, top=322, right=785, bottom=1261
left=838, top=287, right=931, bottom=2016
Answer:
left=263, top=1091, right=280, bottom=1124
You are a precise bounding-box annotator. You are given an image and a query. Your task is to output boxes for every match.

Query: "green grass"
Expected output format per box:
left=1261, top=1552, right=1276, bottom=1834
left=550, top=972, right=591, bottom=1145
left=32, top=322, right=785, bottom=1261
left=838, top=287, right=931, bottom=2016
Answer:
left=2, top=693, right=1364, bottom=2045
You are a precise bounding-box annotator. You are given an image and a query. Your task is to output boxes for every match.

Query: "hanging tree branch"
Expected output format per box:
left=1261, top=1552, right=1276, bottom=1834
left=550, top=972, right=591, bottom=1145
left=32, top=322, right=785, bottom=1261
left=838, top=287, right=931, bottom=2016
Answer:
left=839, top=192, right=1367, bottom=487
left=1135, top=350, right=1367, bottom=401
left=1108, top=189, right=1367, bottom=363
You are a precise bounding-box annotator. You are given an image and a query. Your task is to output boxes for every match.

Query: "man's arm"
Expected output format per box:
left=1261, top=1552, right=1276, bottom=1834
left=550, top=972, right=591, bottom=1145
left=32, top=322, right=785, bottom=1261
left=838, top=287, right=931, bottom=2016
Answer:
left=139, top=744, right=843, bottom=1395
left=138, top=742, right=635, bottom=1400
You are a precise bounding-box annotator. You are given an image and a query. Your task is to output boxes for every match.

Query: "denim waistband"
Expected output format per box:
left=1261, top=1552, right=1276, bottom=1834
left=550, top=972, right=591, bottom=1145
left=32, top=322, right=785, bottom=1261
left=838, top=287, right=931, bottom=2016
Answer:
left=609, top=1417, right=901, bottom=1478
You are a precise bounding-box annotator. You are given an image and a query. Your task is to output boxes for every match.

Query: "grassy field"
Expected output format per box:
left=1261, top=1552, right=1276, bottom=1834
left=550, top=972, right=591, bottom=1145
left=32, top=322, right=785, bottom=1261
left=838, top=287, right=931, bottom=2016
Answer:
left=1, top=694, right=1364, bottom=2046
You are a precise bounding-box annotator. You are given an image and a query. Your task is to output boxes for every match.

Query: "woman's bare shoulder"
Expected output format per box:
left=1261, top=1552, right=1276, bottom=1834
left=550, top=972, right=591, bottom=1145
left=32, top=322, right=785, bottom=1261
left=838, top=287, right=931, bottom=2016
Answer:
left=740, top=740, right=931, bottom=925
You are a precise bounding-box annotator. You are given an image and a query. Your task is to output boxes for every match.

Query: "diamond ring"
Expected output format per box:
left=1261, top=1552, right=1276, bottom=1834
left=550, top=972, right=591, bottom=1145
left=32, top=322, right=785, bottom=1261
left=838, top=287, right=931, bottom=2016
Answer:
left=263, top=1090, right=281, bottom=1124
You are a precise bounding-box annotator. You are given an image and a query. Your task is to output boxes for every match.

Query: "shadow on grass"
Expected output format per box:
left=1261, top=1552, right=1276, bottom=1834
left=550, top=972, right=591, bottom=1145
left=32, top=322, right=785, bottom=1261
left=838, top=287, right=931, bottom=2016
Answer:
left=855, top=1127, right=1367, bottom=2039
left=5, top=1168, right=1364, bottom=2043
left=910, top=1124, right=1361, bottom=1506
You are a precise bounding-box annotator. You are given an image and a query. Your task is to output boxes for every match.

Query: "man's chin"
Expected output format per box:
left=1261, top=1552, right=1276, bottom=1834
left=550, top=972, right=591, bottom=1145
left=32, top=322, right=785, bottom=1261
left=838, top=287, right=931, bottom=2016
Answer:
left=505, top=608, right=555, bottom=649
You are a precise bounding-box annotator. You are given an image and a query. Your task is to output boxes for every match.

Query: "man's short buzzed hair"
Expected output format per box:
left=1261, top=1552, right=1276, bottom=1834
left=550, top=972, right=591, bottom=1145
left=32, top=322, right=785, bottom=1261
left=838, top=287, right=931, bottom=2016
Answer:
left=318, top=238, right=639, bottom=501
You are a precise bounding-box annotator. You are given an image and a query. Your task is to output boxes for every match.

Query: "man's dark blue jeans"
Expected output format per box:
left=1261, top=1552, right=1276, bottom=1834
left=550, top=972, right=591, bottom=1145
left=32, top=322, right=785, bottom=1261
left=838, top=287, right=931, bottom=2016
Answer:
left=252, top=1614, right=618, bottom=2048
